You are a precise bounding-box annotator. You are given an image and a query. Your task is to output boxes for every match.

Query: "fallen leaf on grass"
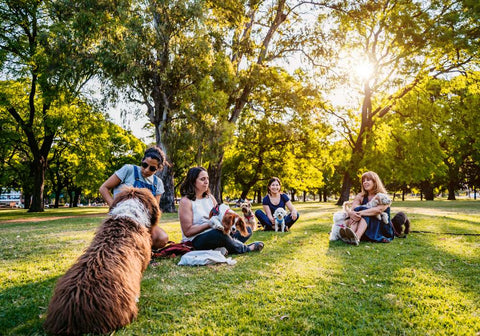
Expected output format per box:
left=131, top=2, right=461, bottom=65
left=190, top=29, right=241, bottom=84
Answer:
left=280, top=315, right=289, bottom=320
left=302, top=285, right=316, bottom=288
left=346, top=250, right=351, bottom=255
left=361, top=278, right=366, bottom=284
left=376, top=284, right=383, bottom=288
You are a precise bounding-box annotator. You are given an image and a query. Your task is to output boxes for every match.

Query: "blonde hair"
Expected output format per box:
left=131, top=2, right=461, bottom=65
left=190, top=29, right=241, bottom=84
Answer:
left=360, top=171, right=387, bottom=197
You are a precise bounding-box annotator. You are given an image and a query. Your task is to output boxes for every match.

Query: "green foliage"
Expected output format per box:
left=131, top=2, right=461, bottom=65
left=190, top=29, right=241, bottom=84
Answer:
left=222, top=67, right=334, bottom=198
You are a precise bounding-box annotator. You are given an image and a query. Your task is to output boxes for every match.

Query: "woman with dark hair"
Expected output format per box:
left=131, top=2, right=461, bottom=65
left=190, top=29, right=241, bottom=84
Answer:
left=99, top=146, right=169, bottom=249
left=254, top=177, right=299, bottom=231
left=340, top=171, right=394, bottom=245
left=178, top=167, right=264, bottom=254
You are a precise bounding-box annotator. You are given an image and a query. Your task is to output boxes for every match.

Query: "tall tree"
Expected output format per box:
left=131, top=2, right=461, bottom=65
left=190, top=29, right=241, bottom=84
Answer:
left=0, top=1, right=100, bottom=211
left=309, top=0, right=479, bottom=204
left=98, top=0, right=212, bottom=212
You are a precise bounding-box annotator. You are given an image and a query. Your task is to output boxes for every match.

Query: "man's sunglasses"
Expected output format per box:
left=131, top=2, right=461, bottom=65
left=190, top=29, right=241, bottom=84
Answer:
left=141, top=162, right=158, bottom=172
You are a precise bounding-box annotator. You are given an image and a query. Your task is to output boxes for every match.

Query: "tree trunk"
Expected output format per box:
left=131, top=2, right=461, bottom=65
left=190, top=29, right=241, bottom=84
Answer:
left=336, top=172, right=354, bottom=205
left=28, top=158, right=46, bottom=212
left=159, top=165, right=176, bottom=212
left=73, top=187, right=82, bottom=207
left=54, top=189, right=60, bottom=208
left=421, top=181, right=435, bottom=201
left=24, top=192, right=31, bottom=209
left=208, top=156, right=224, bottom=204
left=153, top=118, right=176, bottom=213
left=447, top=182, right=456, bottom=200
left=256, top=188, right=262, bottom=204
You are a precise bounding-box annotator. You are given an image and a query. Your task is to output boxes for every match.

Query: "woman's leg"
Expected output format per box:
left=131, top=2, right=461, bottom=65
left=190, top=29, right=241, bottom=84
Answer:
left=350, top=218, right=367, bottom=240
left=255, top=209, right=274, bottom=230
left=285, top=212, right=300, bottom=228
left=193, top=229, right=250, bottom=254
left=151, top=226, right=169, bottom=249
left=232, top=226, right=252, bottom=243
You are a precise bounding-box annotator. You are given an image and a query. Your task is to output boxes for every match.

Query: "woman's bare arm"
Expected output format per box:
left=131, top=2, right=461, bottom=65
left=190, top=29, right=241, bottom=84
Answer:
left=178, top=197, right=211, bottom=237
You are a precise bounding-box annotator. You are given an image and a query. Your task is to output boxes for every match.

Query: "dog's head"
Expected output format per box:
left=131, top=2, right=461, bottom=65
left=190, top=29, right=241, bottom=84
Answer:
left=222, top=212, right=249, bottom=237
left=333, top=211, right=348, bottom=226
left=240, top=200, right=252, bottom=215
left=273, top=208, right=287, bottom=221
left=110, top=187, right=160, bottom=229
left=376, top=193, right=392, bottom=206
left=392, top=211, right=410, bottom=236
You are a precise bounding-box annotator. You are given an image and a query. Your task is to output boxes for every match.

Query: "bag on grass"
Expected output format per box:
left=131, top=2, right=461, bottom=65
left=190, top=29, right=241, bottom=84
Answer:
left=152, top=240, right=194, bottom=258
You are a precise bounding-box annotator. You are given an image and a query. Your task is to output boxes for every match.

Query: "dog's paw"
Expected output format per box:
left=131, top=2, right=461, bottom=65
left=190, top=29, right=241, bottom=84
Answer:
left=208, top=218, right=224, bottom=230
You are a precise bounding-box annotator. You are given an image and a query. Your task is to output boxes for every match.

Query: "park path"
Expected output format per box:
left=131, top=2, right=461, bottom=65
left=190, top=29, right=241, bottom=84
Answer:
left=0, top=213, right=106, bottom=224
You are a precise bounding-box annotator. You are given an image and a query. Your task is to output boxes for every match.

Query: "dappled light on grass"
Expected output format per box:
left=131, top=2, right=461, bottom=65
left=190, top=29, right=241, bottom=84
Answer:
left=0, top=201, right=479, bottom=335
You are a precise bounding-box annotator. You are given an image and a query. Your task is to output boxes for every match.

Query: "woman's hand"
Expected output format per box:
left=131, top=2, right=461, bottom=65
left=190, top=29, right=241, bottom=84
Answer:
left=349, top=210, right=362, bottom=221
left=291, top=210, right=298, bottom=221
left=268, top=216, right=275, bottom=224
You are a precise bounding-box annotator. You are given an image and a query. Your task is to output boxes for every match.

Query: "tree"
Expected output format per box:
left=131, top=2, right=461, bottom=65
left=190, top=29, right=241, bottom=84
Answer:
left=97, top=0, right=213, bottom=212
left=0, top=1, right=100, bottom=211
left=308, top=0, right=479, bottom=204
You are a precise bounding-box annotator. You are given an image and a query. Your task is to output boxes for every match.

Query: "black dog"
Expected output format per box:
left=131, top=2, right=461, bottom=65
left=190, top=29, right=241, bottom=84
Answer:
left=391, top=211, right=410, bottom=237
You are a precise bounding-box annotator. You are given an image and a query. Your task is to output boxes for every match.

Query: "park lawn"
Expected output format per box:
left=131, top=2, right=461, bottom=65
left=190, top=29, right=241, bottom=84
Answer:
left=0, top=201, right=479, bottom=335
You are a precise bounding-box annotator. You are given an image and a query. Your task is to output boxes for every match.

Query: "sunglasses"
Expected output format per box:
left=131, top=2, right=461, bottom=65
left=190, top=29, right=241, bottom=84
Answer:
left=141, top=162, right=158, bottom=172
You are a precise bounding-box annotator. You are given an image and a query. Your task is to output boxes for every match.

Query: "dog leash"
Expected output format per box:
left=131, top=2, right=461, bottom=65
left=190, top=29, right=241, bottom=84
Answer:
left=410, top=230, right=480, bottom=236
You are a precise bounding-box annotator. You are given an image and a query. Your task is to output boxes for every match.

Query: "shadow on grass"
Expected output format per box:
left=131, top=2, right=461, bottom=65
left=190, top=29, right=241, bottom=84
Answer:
left=0, top=276, right=59, bottom=335
left=2, top=206, right=479, bottom=335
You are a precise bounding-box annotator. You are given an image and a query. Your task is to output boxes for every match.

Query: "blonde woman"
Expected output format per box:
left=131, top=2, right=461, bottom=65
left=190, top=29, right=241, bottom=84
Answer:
left=341, top=171, right=394, bottom=245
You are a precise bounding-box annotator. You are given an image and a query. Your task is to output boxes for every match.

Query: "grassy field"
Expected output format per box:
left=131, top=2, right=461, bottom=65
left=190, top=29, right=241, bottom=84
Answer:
left=1, top=200, right=479, bottom=335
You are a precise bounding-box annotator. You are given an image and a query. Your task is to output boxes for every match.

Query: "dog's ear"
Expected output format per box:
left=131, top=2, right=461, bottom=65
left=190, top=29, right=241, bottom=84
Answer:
left=235, top=216, right=249, bottom=237
left=136, top=188, right=161, bottom=228
left=222, top=213, right=235, bottom=235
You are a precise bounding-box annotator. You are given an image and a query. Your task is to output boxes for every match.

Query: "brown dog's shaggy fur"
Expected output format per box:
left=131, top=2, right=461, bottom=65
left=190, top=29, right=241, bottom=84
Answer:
left=44, top=187, right=160, bottom=335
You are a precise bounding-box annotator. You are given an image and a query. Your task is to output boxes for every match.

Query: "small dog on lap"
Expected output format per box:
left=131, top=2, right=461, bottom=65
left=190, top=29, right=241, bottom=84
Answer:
left=208, top=203, right=249, bottom=237
left=44, top=187, right=160, bottom=335
left=364, top=193, right=392, bottom=224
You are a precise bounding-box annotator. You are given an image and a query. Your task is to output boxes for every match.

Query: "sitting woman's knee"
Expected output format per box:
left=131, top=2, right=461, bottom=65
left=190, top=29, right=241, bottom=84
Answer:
left=255, top=209, right=264, bottom=217
left=152, top=227, right=169, bottom=249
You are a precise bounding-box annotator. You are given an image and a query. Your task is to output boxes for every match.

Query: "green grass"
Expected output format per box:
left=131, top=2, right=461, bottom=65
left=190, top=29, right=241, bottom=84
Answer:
left=1, top=201, right=479, bottom=335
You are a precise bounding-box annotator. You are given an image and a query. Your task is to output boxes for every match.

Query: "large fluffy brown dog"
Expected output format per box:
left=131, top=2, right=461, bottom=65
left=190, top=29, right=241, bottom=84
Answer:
left=44, top=187, right=160, bottom=335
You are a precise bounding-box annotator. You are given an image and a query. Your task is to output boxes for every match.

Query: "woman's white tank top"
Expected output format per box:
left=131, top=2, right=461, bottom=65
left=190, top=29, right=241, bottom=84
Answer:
left=181, top=196, right=214, bottom=242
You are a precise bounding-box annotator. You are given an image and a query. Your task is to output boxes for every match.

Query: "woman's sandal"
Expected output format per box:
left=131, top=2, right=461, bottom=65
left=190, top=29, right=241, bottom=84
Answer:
left=248, top=241, right=264, bottom=252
